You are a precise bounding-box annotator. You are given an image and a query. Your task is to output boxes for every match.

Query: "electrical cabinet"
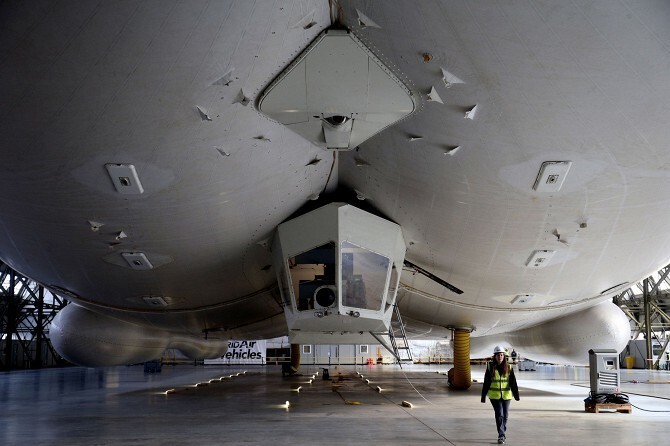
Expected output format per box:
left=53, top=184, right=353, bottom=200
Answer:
left=589, top=349, right=620, bottom=394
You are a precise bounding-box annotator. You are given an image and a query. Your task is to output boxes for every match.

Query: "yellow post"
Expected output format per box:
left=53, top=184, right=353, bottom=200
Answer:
left=449, top=329, right=472, bottom=390
left=625, top=356, right=635, bottom=369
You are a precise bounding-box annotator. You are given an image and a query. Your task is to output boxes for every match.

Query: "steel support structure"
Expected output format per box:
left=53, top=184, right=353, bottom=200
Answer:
left=0, top=261, right=68, bottom=370
left=614, top=263, right=670, bottom=369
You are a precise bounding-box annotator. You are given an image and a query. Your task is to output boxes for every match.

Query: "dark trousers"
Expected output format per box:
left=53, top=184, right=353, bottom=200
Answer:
left=490, top=398, right=510, bottom=438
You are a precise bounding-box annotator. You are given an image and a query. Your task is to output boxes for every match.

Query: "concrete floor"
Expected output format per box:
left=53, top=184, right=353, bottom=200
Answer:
left=1, top=363, right=669, bottom=445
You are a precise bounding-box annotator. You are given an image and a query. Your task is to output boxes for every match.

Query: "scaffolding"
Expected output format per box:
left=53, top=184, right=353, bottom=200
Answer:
left=0, top=261, right=68, bottom=370
left=614, top=263, right=670, bottom=369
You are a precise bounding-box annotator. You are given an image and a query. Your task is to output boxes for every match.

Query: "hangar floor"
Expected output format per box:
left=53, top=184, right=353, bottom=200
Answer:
left=1, top=363, right=668, bottom=445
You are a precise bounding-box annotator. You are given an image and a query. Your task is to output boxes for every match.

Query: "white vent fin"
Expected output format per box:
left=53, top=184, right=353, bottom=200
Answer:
left=464, top=104, right=478, bottom=120
left=427, top=86, right=443, bottom=104
left=441, top=68, right=464, bottom=88
left=356, top=9, right=381, bottom=29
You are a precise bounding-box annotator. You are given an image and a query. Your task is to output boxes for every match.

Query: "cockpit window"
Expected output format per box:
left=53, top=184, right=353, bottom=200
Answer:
left=287, top=242, right=336, bottom=312
left=341, top=241, right=390, bottom=311
left=286, top=241, right=391, bottom=313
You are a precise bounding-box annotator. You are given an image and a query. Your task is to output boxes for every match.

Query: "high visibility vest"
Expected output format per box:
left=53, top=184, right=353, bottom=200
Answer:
left=487, top=365, right=512, bottom=400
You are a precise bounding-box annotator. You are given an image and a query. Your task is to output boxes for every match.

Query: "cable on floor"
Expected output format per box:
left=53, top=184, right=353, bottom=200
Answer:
left=585, top=391, right=670, bottom=412
left=399, top=365, right=436, bottom=405
left=373, top=369, right=455, bottom=445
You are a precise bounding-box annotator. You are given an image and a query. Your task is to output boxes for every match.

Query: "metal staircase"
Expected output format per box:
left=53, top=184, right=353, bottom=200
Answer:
left=389, top=305, right=413, bottom=363
left=369, top=305, right=413, bottom=365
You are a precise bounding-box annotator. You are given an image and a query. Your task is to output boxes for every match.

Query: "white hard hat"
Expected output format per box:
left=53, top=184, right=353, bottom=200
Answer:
left=493, top=346, right=504, bottom=355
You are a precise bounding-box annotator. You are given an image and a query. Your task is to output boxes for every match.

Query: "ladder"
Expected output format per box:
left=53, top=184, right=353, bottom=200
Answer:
left=389, top=304, right=413, bottom=363
left=370, top=305, right=413, bottom=365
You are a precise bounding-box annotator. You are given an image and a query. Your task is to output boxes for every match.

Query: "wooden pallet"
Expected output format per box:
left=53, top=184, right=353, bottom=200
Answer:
left=585, top=402, right=632, bottom=414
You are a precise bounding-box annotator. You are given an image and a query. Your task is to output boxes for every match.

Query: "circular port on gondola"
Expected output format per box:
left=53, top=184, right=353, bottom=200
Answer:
left=324, top=115, right=349, bottom=126
left=314, top=285, right=336, bottom=308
